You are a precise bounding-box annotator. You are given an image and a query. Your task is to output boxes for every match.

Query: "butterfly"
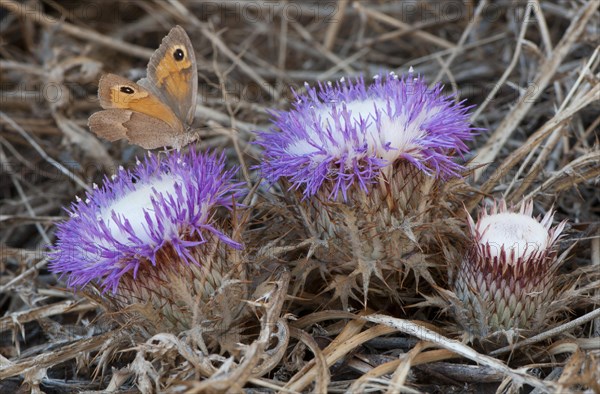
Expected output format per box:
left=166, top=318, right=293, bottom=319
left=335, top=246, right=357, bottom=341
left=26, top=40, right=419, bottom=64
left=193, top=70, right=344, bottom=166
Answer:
left=88, top=26, right=198, bottom=149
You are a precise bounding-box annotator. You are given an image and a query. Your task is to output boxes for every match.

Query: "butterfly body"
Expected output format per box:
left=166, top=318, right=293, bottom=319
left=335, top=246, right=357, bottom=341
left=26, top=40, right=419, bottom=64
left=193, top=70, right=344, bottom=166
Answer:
left=89, top=26, right=198, bottom=150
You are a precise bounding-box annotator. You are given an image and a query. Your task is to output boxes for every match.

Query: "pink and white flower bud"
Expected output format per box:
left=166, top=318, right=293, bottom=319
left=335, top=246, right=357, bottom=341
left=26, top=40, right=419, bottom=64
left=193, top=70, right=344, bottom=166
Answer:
left=452, top=200, right=566, bottom=342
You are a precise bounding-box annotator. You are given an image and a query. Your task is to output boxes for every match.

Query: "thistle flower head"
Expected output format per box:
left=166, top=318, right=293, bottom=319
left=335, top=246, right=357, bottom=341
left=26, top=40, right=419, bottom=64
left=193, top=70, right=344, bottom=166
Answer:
left=453, top=200, right=567, bottom=341
left=467, top=200, right=565, bottom=267
left=50, top=149, right=243, bottom=293
left=257, top=71, right=476, bottom=199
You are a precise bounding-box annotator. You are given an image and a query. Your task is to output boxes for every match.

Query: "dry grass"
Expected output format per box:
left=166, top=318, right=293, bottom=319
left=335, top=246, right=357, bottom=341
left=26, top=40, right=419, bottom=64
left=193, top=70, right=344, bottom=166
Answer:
left=1, top=1, right=599, bottom=393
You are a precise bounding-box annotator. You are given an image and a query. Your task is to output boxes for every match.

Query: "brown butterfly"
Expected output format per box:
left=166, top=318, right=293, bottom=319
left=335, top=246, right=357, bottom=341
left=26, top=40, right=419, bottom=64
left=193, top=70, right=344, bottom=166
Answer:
left=88, top=26, right=198, bottom=149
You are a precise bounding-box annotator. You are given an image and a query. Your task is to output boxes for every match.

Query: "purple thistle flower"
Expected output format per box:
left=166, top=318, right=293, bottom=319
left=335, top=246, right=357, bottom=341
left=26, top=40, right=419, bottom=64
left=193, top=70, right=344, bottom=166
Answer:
left=50, top=149, right=243, bottom=293
left=256, top=71, right=476, bottom=200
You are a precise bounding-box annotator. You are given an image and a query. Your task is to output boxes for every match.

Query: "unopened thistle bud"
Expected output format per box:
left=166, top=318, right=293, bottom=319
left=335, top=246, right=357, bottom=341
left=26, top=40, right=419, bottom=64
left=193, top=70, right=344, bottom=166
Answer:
left=50, top=149, right=247, bottom=334
left=257, top=71, right=476, bottom=306
left=451, top=200, right=567, bottom=343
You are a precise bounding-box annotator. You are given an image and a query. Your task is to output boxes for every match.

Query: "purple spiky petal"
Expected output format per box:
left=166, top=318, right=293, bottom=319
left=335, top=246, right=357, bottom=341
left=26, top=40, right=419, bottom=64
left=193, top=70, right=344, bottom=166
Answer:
left=256, top=71, right=477, bottom=200
left=50, top=148, right=243, bottom=293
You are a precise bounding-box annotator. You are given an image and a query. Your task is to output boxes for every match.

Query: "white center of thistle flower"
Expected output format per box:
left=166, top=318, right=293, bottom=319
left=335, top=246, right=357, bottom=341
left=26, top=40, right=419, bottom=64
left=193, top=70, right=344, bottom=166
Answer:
left=375, top=112, right=428, bottom=163
left=101, top=176, right=184, bottom=244
left=286, top=98, right=428, bottom=166
left=478, top=213, right=549, bottom=262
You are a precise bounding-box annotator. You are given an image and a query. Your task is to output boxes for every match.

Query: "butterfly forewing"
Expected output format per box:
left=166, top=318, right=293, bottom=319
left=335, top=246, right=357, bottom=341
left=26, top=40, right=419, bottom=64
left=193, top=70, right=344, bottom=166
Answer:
left=141, top=25, right=198, bottom=128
